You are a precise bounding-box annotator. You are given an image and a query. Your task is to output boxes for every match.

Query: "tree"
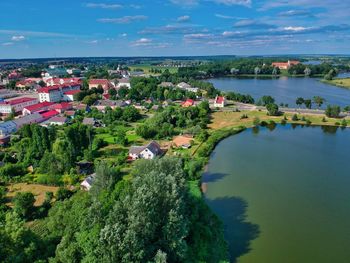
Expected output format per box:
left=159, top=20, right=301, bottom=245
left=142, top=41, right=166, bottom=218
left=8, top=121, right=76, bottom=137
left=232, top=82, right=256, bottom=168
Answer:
left=325, top=105, right=341, bottom=118
left=296, top=97, right=304, bottom=107
left=304, top=99, right=312, bottom=109
left=313, top=96, right=325, bottom=109
left=13, top=192, right=35, bottom=219
left=266, top=103, right=279, bottom=116
left=259, top=95, right=275, bottom=106
left=99, top=158, right=189, bottom=263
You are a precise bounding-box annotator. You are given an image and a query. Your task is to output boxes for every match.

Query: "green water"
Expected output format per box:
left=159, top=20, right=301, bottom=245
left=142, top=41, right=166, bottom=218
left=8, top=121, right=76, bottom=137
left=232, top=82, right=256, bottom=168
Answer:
left=204, top=125, right=350, bottom=263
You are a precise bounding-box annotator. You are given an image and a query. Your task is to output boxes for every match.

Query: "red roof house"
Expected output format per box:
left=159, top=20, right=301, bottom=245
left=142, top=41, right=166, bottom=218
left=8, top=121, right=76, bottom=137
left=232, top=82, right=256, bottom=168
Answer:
left=181, top=99, right=194, bottom=108
left=40, top=110, right=59, bottom=119
left=22, top=101, right=55, bottom=115
left=214, top=96, right=226, bottom=108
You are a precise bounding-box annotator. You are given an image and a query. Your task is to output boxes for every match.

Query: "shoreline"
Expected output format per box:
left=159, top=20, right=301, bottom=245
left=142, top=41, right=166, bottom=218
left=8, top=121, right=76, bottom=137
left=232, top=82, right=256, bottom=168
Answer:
left=320, top=78, right=350, bottom=90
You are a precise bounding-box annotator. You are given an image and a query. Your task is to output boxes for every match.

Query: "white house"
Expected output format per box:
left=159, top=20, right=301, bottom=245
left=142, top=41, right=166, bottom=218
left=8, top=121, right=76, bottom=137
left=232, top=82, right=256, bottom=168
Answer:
left=81, top=173, right=96, bottom=191
left=0, top=97, right=38, bottom=114
left=128, top=141, right=163, bottom=160
left=177, top=82, right=198, bottom=93
left=213, top=96, right=226, bottom=108
left=38, top=86, right=62, bottom=102
left=63, top=90, right=80, bottom=101
left=116, top=78, right=131, bottom=89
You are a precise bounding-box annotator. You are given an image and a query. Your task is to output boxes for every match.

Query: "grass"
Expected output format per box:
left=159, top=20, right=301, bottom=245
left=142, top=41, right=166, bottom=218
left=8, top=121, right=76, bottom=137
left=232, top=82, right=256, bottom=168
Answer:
left=129, top=64, right=178, bottom=74
left=6, top=183, right=59, bottom=207
left=188, top=180, right=202, bottom=199
left=322, top=78, right=350, bottom=89
left=209, top=110, right=349, bottom=130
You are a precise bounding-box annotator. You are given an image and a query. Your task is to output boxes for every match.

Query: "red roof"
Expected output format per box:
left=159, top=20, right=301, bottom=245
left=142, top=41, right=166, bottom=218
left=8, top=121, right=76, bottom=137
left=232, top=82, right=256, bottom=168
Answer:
left=37, top=86, right=60, bottom=93
left=182, top=99, right=194, bottom=107
left=89, top=79, right=109, bottom=86
left=23, top=102, right=54, bottom=112
left=49, top=102, right=72, bottom=110
left=102, top=94, right=110, bottom=99
left=215, top=96, right=225, bottom=104
left=40, top=110, right=59, bottom=118
left=1, top=97, right=37, bottom=106
left=64, top=90, right=80, bottom=95
left=46, top=78, right=82, bottom=85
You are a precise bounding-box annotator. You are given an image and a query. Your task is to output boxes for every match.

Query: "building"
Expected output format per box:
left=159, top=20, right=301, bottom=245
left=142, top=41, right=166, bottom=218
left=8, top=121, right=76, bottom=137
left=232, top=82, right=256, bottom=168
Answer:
left=22, top=101, right=54, bottom=116
left=93, top=99, right=127, bottom=112
left=63, top=90, right=80, bottom=101
left=38, top=84, right=80, bottom=102
left=45, top=77, right=82, bottom=87
left=16, top=79, right=40, bottom=90
left=128, top=141, right=163, bottom=160
left=89, top=79, right=113, bottom=93
left=272, top=60, right=300, bottom=70
left=0, top=97, right=38, bottom=115
left=181, top=99, right=194, bottom=108
left=177, top=82, right=199, bottom=93
left=159, top=82, right=174, bottom=88
left=44, top=116, right=68, bottom=126
left=13, top=113, right=44, bottom=129
left=214, top=96, right=226, bottom=108
left=49, top=102, right=72, bottom=113
left=0, top=121, right=17, bottom=137
left=81, top=173, right=96, bottom=191
left=38, top=86, right=62, bottom=102
left=116, top=78, right=131, bottom=89
left=40, top=110, right=59, bottom=120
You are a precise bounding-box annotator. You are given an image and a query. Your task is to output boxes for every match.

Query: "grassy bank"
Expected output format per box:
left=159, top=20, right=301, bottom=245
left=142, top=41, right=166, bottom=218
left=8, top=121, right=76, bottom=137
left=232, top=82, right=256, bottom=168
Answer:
left=321, top=78, right=350, bottom=89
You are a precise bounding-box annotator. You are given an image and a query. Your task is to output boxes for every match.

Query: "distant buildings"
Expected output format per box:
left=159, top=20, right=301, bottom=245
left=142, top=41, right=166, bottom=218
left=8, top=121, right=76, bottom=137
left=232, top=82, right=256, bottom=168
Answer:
left=116, top=78, right=131, bottom=89
left=177, top=82, right=199, bottom=93
left=129, top=141, right=163, bottom=160
left=22, top=101, right=54, bottom=116
left=272, top=60, right=300, bottom=70
left=88, top=79, right=113, bottom=93
left=38, top=83, right=80, bottom=102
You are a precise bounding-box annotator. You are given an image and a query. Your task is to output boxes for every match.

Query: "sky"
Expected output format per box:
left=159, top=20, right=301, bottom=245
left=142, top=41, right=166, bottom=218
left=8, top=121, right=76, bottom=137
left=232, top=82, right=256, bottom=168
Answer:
left=0, top=0, right=350, bottom=58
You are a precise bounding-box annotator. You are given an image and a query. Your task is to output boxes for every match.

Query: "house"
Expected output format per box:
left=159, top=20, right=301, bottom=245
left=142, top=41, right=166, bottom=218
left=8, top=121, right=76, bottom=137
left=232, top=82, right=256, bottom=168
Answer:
left=181, top=99, right=194, bottom=108
left=40, top=110, right=59, bottom=120
left=81, top=173, right=96, bottom=191
left=116, top=78, right=131, bottom=89
left=128, top=141, right=163, bottom=160
left=89, top=79, right=113, bottom=93
left=49, top=102, right=72, bottom=113
left=63, top=90, right=80, bottom=101
left=214, top=96, right=226, bottom=108
left=13, top=113, right=44, bottom=129
left=0, top=121, right=17, bottom=137
left=82, top=117, right=96, bottom=126
left=272, top=60, right=300, bottom=70
left=44, top=116, right=68, bottom=126
left=16, top=79, right=40, bottom=90
left=159, top=82, right=174, bottom=88
left=177, top=82, right=199, bottom=93
left=0, top=97, right=38, bottom=115
left=45, top=77, right=82, bottom=87
left=22, top=101, right=54, bottom=116
left=93, top=100, right=126, bottom=112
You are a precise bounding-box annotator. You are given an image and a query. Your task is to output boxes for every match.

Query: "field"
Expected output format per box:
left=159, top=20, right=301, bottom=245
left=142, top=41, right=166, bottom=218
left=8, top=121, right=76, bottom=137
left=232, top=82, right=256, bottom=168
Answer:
left=322, top=78, right=350, bottom=89
left=6, top=183, right=59, bottom=207
left=209, top=110, right=349, bottom=130
left=129, top=64, right=178, bottom=74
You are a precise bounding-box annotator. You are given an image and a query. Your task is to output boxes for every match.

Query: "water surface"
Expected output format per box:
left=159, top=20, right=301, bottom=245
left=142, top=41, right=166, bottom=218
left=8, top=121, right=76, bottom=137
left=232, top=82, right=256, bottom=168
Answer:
left=208, top=76, right=350, bottom=108
left=204, top=125, right=350, bottom=263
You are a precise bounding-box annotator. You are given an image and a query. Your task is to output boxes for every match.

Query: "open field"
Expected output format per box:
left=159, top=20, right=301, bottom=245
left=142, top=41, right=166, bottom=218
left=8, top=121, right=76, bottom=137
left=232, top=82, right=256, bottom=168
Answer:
left=129, top=64, right=178, bottom=74
left=322, top=78, right=350, bottom=89
left=209, top=110, right=349, bottom=130
left=6, top=183, right=59, bottom=207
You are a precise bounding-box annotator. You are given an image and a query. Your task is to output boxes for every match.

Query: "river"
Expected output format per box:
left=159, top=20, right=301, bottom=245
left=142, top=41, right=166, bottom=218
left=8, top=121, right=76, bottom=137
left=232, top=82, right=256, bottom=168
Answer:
left=203, top=125, right=350, bottom=263
left=208, top=74, right=350, bottom=108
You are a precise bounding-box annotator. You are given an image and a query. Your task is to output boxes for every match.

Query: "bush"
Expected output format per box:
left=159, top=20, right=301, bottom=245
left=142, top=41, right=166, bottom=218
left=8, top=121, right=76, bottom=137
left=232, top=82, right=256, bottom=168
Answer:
left=56, top=187, right=74, bottom=201
left=341, top=119, right=347, bottom=127
left=325, top=105, right=341, bottom=118
left=36, top=173, right=62, bottom=186
left=253, top=117, right=260, bottom=126
left=14, top=192, right=35, bottom=219
left=292, top=114, right=299, bottom=121
left=0, top=163, right=26, bottom=182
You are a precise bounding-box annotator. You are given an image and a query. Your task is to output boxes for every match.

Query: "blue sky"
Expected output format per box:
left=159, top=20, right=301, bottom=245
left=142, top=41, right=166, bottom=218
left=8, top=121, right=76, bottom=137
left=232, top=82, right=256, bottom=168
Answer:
left=0, top=0, right=349, bottom=58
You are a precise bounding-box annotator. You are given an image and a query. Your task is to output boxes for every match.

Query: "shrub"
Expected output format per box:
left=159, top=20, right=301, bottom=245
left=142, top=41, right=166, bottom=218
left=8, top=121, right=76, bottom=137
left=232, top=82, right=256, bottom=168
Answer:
left=253, top=117, right=260, bottom=126
left=292, top=114, right=299, bottom=121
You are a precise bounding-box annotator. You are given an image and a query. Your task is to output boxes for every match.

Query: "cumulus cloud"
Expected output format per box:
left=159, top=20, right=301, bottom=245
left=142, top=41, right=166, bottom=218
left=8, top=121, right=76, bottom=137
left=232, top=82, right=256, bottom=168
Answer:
left=177, top=15, right=191, bottom=22
left=85, top=3, right=123, bottom=9
left=131, top=38, right=152, bottom=46
left=11, top=35, right=25, bottom=41
left=98, top=15, right=148, bottom=24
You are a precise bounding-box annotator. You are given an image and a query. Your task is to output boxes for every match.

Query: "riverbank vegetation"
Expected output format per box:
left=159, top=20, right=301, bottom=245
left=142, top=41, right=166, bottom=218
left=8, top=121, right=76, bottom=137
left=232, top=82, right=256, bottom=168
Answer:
left=322, top=78, right=350, bottom=89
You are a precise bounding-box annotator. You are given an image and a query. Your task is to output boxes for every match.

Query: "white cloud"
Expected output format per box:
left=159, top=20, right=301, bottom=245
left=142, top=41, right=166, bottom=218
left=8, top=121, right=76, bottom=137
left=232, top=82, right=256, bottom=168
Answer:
left=131, top=38, right=152, bottom=46
left=86, top=3, right=123, bottom=9
left=210, top=0, right=251, bottom=7
left=283, top=26, right=308, bottom=32
left=86, top=40, right=99, bottom=44
left=170, top=0, right=198, bottom=6
left=98, top=15, right=147, bottom=24
left=177, top=15, right=191, bottom=22
left=2, top=42, right=13, bottom=46
left=120, top=33, right=128, bottom=37
left=11, top=35, right=25, bottom=41
left=215, top=13, right=235, bottom=19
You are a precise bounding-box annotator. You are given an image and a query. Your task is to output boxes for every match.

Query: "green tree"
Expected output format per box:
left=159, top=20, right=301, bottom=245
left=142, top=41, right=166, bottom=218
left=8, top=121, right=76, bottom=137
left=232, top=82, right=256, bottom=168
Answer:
left=325, top=105, right=341, bottom=118
left=266, top=103, right=279, bottom=116
left=296, top=97, right=304, bottom=107
left=13, top=192, right=35, bottom=219
left=304, top=99, right=312, bottom=109
left=313, top=96, right=325, bottom=108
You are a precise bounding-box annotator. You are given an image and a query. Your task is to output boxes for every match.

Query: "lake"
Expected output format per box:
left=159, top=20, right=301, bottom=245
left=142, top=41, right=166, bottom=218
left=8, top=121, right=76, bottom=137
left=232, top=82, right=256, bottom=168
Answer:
left=203, top=125, right=350, bottom=263
left=208, top=75, right=350, bottom=108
